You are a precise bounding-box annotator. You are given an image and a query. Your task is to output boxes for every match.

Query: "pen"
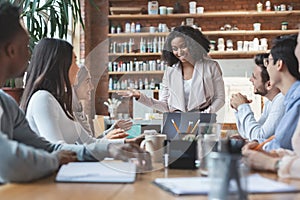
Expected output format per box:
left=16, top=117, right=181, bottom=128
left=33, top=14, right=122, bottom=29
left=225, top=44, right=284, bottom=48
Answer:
left=186, top=121, right=193, bottom=134
left=190, top=119, right=200, bottom=134
left=254, top=135, right=275, bottom=151
left=171, top=119, right=180, bottom=134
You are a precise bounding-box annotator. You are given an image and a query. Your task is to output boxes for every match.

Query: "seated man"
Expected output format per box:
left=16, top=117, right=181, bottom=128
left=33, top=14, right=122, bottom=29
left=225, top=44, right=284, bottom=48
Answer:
left=242, top=31, right=300, bottom=179
left=262, top=34, right=300, bottom=151
left=0, top=2, right=151, bottom=183
left=230, top=53, right=285, bottom=142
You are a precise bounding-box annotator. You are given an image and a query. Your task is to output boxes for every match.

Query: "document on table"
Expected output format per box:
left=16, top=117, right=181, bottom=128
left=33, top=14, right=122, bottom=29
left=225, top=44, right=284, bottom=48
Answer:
left=153, top=174, right=299, bottom=195
left=56, top=161, right=136, bottom=183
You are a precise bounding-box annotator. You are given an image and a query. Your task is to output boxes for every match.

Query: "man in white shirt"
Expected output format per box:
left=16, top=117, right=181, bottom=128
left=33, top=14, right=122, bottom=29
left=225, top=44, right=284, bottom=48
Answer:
left=230, top=53, right=285, bottom=142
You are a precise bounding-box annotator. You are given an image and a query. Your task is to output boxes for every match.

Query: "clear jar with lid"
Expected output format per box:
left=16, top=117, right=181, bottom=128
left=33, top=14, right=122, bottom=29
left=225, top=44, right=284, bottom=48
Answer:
left=209, top=40, right=216, bottom=51
left=281, top=22, right=288, bottom=30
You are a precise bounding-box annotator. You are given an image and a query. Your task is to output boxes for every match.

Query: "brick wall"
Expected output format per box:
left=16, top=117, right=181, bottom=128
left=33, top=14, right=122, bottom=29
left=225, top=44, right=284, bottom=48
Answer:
left=84, top=0, right=300, bottom=115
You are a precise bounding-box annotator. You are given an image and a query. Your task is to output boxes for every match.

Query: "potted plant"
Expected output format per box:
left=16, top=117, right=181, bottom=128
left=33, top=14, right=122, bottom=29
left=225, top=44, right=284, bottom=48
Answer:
left=9, top=0, right=86, bottom=49
left=3, top=0, right=96, bottom=103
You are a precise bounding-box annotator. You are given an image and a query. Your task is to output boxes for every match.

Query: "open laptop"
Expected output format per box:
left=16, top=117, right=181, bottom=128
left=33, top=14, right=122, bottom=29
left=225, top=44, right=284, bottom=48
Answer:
left=161, top=112, right=217, bottom=140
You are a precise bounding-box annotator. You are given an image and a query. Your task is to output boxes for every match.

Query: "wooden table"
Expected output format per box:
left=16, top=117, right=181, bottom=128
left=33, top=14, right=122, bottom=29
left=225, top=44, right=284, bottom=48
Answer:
left=1, top=164, right=300, bottom=200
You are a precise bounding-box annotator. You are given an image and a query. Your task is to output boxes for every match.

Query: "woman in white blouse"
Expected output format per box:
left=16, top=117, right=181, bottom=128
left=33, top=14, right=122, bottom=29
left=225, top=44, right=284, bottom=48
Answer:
left=20, top=38, right=137, bottom=145
left=118, top=26, right=225, bottom=113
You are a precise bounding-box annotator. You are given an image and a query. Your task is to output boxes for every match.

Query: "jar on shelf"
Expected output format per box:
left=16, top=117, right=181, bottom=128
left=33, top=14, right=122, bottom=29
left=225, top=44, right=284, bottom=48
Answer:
left=265, top=1, right=271, bottom=11
left=281, top=22, right=288, bottom=30
left=257, top=2, right=263, bottom=12
left=209, top=40, right=216, bottom=51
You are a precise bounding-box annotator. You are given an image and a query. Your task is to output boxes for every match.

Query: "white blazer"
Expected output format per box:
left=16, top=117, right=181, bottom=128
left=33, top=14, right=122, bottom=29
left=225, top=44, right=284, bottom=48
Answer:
left=138, top=58, right=225, bottom=113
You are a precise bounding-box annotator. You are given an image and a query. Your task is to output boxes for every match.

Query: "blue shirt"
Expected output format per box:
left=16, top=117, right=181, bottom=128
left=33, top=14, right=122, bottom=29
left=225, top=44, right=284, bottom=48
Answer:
left=264, top=81, right=300, bottom=151
left=235, top=93, right=285, bottom=142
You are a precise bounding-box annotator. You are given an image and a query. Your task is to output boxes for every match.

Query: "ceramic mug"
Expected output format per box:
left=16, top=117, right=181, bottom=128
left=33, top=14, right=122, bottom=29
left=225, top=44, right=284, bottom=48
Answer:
left=140, top=134, right=166, bottom=163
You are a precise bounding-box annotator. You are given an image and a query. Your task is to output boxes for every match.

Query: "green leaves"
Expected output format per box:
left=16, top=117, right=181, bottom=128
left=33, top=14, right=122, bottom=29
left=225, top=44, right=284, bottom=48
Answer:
left=7, top=0, right=99, bottom=50
left=8, top=0, right=83, bottom=49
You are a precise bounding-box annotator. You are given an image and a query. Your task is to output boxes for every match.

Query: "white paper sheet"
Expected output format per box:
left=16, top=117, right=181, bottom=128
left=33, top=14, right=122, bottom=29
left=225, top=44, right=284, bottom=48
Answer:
left=56, top=161, right=136, bottom=183
left=154, top=173, right=298, bottom=195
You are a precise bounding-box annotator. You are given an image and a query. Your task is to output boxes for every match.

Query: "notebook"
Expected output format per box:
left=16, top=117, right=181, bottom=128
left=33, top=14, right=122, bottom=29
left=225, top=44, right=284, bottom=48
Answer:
left=56, top=161, right=136, bottom=183
left=153, top=173, right=299, bottom=196
left=161, top=112, right=216, bottom=140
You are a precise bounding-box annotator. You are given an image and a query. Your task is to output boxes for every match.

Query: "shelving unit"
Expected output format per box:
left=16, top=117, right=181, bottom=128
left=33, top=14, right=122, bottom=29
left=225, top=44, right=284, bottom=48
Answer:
left=107, top=7, right=300, bottom=119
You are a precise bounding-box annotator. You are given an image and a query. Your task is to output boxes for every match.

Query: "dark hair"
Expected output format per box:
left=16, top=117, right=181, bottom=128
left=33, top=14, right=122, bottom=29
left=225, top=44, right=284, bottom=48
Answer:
left=270, top=34, right=300, bottom=80
left=162, top=26, right=210, bottom=66
left=20, top=38, right=74, bottom=120
left=0, top=2, right=23, bottom=44
left=254, top=53, right=270, bottom=83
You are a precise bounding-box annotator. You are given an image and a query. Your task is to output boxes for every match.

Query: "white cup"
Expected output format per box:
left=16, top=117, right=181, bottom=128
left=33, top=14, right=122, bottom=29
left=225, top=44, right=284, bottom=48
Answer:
left=149, top=26, right=155, bottom=33
left=197, top=7, right=204, bottom=14
left=140, top=134, right=167, bottom=163
left=186, top=18, right=194, bottom=26
left=167, top=7, right=173, bottom=14
left=159, top=6, right=167, bottom=15
left=189, top=1, right=197, bottom=9
left=253, top=23, right=261, bottom=31
left=189, top=8, right=196, bottom=14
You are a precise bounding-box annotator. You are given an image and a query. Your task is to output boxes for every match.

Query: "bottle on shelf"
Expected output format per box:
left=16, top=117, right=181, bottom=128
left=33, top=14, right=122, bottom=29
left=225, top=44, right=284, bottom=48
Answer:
left=150, top=78, right=155, bottom=90
left=144, top=77, right=149, bottom=90
left=125, top=22, right=131, bottom=33
left=110, top=25, right=115, bottom=34
left=109, top=77, right=113, bottom=90
left=130, top=22, right=136, bottom=33
left=135, top=22, right=141, bottom=33
left=265, top=1, right=271, bottom=11
left=153, top=37, right=157, bottom=53
left=116, top=25, right=122, bottom=33
left=139, top=78, right=144, bottom=90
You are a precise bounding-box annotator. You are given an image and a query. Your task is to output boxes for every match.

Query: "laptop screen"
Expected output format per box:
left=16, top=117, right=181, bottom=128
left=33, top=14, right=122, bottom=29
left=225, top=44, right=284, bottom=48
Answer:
left=161, top=112, right=217, bottom=140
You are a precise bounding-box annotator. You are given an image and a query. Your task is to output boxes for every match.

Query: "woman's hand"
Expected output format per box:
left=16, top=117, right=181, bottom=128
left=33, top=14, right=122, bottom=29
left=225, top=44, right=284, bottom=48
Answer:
left=117, top=89, right=141, bottom=100
left=125, top=134, right=145, bottom=146
left=105, top=128, right=129, bottom=139
left=114, top=119, right=133, bottom=131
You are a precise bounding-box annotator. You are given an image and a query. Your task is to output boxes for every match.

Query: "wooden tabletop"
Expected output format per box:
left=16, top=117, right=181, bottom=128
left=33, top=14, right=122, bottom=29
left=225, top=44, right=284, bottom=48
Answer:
left=1, top=163, right=300, bottom=200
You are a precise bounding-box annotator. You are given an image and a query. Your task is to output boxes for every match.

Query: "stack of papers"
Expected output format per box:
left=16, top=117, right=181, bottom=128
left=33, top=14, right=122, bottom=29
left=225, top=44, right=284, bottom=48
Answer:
left=154, top=174, right=298, bottom=195
left=56, top=161, right=136, bottom=183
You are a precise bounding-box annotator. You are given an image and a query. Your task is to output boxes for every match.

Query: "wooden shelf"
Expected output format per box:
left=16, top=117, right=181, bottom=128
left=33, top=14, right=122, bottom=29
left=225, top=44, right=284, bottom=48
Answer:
left=109, top=89, right=160, bottom=93
left=108, top=71, right=164, bottom=75
left=109, top=10, right=300, bottom=19
left=109, top=30, right=299, bottom=37
left=108, top=32, right=168, bottom=37
left=109, top=51, right=269, bottom=59
left=209, top=50, right=269, bottom=59
left=204, top=29, right=299, bottom=36
left=109, top=53, right=161, bottom=57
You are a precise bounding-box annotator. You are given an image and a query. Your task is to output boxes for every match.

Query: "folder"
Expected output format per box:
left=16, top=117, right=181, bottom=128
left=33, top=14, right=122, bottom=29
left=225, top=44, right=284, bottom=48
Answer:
left=153, top=174, right=299, bottom=195
left=56, top=161, right=136, bottom=183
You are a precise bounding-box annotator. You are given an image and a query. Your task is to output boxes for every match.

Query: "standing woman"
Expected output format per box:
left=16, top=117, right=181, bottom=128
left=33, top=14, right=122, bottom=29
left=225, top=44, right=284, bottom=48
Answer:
left=20, top=38, right=129, bottom=144
left=118, top=26, right=225, bottom=113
